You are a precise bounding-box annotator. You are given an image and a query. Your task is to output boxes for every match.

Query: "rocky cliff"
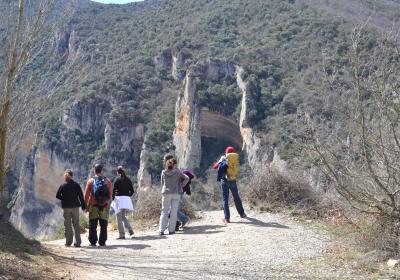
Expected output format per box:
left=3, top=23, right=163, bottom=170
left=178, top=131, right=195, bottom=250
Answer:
left=10, top=95, right=145, bottom=239
left=172, top=60, right=270, bottom=172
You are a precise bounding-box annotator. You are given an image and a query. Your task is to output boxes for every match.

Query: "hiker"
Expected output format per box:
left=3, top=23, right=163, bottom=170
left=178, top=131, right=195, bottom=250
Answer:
left=213, top=146, right=246, bottom=223
left=159, top=155, right=190, bottom=235
left=84, top=164, right=113, bottom=246
left=56, top=169, right=85, bottom=247
left=112, top=166, right=134, bottom=239
left=176, top=168, right=194, bottom=231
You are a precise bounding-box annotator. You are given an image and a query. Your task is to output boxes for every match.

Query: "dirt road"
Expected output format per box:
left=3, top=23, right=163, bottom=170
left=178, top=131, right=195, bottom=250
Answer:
left=46, top=209, right=329, bottom=279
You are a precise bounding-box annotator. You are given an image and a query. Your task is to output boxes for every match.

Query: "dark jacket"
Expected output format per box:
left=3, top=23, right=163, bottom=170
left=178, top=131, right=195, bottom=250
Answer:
left=113, top=176, right=134, bottom=199
left=217, top=159, right=228, bottom=182
left=56, top=180, right=85, bottom=209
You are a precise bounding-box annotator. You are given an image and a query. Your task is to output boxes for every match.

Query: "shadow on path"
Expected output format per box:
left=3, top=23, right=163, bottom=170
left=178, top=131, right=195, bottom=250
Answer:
left=85, top=244, right=151, bottom=250
left=133, top=235, right=167, bottom=241
left=235, top=217, right=290, bottom=229
left=183, top=225, right=225, bottom=235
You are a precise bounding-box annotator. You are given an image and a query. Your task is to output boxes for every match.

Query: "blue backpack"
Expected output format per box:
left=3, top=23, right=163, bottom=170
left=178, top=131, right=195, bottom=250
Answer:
left=93, top=176, right=110, bottom=204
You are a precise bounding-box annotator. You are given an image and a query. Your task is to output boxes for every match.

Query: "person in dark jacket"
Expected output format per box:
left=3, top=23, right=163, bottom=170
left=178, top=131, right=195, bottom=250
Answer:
left=113, top=166, right=134, bottom=239
left=56, top=169, right=85, bottom=247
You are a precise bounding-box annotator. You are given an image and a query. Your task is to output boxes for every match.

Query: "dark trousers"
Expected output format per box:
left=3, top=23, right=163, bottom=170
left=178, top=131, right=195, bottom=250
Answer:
left=88, top=205, right=109, bottom=245
left=220, top=180, right=245, bottom=220
left=89, top=218, right=108, bottom=245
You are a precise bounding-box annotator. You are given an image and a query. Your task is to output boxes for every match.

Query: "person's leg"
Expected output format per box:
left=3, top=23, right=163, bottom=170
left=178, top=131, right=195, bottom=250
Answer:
left=116, top=210, right=125, bottom=238
left=98, top=205, right=110, bottom=245
left=220, top=181, right=230, bottom=221
left=159, top=194, right=172, bottom=234
left=177, top=194, right=189, bottom=224
left=88, top=206, right=99, bottom=245
left=229, top=181, right=245, bottom=217
left=121, top=209, right=133, bottom=233
left=88, top=218, right=99, bottom=245
left=99, top=219, right=108, bottom=245
left=71, top=207, right=81, bottom=246
left=63, top=208, right=73, bottom=246
left=168, top=194, right=180, bottom=233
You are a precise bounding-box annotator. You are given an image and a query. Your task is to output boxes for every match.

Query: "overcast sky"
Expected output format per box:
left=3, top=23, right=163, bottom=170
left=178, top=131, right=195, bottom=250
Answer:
left=92, top=0, right=144, bottom=4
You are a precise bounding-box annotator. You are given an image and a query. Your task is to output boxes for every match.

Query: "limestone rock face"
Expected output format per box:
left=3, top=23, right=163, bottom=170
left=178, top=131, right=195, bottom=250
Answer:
left=10, top=144, right=70, bottom=239
left=62, top=97, right=111, bottom=134
left=137, top=144, right=152, bottom=190
left=54, top=25, right=79, bottom=67
left=173, top=61, right=270, bottom=172
left=11, top=97, right=144, bottom=239
left=173, top=70, right=202, bottom=169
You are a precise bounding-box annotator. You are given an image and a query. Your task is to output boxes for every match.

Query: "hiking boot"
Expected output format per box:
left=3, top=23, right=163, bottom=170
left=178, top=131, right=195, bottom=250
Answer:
left=65, top=244, right=71, bottom=247
left=116, top=236, right=125, bottom=240
left=240, top=213, right=247, bottom=218
left=175, top=221, right=181, bottom=232
left=129, top=229, right=134, bottom=236
left=222, top=218, right=230, bottom=224
left=181, top=218, right=190, bottom=228
left=169, top=231, right=175, bottom=235
left=73, top=243, right=81, bottom=248
left=159, top=231, right=165, bottom=236
left=99, top=243, right=106, bottom=247
left=89, top=243, right=96, bottom=247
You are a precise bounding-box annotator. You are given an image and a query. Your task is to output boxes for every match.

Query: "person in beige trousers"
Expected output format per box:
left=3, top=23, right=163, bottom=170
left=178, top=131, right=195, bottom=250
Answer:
left=56, top=170, right=85, bottom=247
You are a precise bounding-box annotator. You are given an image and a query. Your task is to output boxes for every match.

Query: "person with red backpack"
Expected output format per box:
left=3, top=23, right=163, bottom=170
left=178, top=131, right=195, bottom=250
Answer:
left=213, top=146, right=246, bottom=223
left=84, top=164, right=113, bottom=246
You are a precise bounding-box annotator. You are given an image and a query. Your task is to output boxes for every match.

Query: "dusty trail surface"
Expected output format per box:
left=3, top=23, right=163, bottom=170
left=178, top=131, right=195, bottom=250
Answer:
left=45, top=209, right=329, bottom=279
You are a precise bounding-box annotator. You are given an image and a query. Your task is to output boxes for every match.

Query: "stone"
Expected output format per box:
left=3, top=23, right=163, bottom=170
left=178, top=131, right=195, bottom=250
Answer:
left=387, top=259, right=400, bottom=268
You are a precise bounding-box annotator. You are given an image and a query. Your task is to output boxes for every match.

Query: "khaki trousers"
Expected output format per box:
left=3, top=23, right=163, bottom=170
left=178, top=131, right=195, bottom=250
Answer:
left=63, top=207, right=81, bottom=246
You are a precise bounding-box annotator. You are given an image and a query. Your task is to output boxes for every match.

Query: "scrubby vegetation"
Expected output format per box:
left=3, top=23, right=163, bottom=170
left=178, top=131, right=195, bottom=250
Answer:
left=0, top=221, right=69, bottom=279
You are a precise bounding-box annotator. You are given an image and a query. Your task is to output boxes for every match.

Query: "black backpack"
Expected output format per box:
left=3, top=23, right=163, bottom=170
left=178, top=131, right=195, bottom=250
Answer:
left=93, top=176, right=110, bottom=204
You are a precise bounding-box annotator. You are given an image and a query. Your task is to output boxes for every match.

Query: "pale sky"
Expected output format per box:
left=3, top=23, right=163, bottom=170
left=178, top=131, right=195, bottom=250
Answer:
left=91, top=0, right=144, bottom=4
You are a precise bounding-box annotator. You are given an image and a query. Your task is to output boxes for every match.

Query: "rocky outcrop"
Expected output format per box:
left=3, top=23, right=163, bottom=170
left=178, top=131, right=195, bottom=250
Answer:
left=11, top=96, right=144, bottom=239
left=10, top=144, right=68, bottom=239
left=236, top=66, right=270, bottom=171
left=62, top=97, right=111, bottom=135
left=137, top=144, right=152, bottom=190
left=154, top=49, right=192, bottom=81
left=173, top=60, right=269, bottom=172
left=173, top=69, right=202, bottom=169
left=54, top=25, right=78, bottom=67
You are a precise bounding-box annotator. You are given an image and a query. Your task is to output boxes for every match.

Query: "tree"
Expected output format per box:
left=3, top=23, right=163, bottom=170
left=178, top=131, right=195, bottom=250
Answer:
left=0, top=0, right=78, bottom=211
left=304, top=24, right=400, bottom=222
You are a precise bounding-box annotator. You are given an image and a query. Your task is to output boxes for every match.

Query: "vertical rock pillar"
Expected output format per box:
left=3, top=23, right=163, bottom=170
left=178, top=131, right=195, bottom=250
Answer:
left=173, top=70, right=202, bottom=169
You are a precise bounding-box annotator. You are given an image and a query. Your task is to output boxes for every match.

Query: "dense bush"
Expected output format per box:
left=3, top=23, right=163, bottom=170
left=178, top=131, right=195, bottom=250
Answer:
left=245, top=169, right=321, bottom=216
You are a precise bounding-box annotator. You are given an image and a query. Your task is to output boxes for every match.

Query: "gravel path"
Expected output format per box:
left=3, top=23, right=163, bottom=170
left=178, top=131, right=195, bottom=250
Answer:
left=45, top=209, right=330, bottom=279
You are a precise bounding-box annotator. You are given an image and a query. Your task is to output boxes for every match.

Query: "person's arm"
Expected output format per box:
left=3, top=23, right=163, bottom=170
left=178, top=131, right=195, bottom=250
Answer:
left=107, top=178, right=113, bottom=205
left=84, top=179, right=92, bottom=210
left=160, top=171, right=165, bottom=190
left=112, top=178, right=118, bottom=200
left=56, top=185, right=63, bottom=200
left=128, top=178, right=134, bottom=197
left=77, top=183, right=85, bottom=210
left=180, top=173, right=190, bottom=191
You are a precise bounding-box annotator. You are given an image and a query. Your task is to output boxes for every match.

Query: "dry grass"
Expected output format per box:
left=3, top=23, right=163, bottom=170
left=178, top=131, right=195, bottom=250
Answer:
left=0, top=220, right=72, bottom=280
left=243, top=169, right=322, bottom=217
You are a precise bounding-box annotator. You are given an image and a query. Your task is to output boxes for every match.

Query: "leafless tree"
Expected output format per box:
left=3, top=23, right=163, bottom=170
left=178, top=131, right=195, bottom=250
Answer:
left=303, top=24, right=400, bottom=223
left=0, top=0, right=80, bottom=210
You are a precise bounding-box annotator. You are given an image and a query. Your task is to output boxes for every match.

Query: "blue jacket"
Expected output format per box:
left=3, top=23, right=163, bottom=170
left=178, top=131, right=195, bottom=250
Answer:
left=216, top=159, right=228, bottom=182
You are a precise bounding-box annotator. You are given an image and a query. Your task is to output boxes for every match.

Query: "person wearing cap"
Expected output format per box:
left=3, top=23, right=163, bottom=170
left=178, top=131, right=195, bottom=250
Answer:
left=112, top=166, right=135, bottom=239
left=56, top=169, right=85, bottom=247
left=214, top=146, right=246, bottom=223
left=84, top=164, right=113, bottom=246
